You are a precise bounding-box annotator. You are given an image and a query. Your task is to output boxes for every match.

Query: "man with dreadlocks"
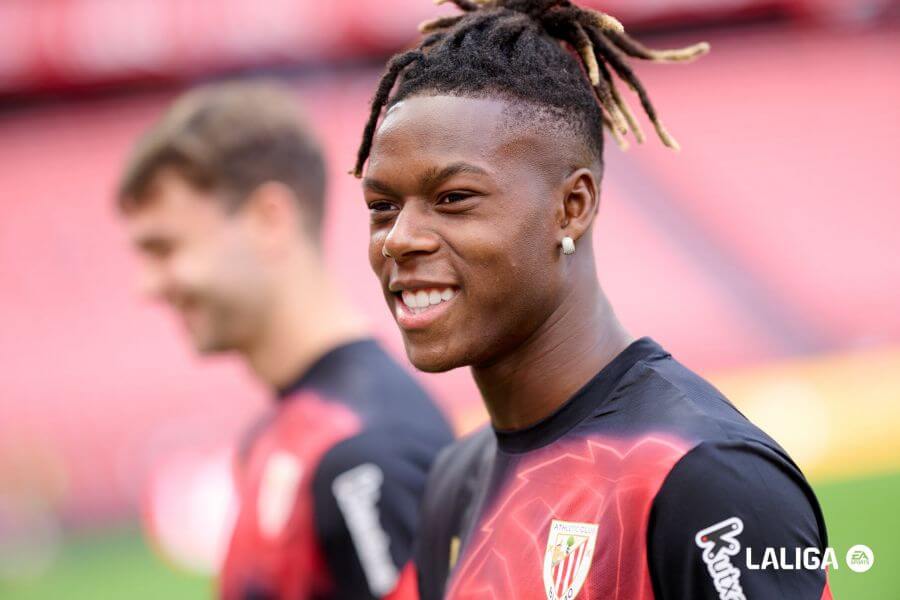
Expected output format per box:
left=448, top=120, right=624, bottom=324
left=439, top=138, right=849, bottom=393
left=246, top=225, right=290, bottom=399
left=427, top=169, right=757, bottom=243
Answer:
left=356, top=1, right=832, bottom=598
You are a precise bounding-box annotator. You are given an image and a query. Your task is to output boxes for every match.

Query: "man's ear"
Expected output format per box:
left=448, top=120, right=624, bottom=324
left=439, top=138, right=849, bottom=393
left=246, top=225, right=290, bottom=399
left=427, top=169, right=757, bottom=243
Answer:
left=556, top=167, right=600, bottom=244
left=241, top=181, right=304, bottom=249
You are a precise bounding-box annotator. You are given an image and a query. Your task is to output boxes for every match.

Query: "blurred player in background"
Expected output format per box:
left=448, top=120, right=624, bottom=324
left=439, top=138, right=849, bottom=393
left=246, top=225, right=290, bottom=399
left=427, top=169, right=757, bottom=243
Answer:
left=117, top=81, right=453, bottom=600
left=354, top=1, right=831, bottom=599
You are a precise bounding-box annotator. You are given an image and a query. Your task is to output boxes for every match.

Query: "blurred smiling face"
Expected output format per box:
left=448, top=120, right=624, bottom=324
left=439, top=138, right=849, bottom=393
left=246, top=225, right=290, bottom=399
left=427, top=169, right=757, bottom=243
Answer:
left=364, top=95, right=573, bottom=372
left=123, top=169, right=269, bottom=354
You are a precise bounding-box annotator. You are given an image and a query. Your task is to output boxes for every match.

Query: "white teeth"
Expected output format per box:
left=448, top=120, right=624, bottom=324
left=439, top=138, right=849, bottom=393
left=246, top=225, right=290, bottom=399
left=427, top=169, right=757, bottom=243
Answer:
left=402, top=290, right=416, bottom=309
left=397, top=287, right=458, bottom=313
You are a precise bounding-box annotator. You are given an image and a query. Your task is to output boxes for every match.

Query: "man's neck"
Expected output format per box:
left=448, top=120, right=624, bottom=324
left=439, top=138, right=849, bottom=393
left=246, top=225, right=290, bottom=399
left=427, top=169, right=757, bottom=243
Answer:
left=472, top=283, right=631, bottom=432
left=243, top=266, right=370, bottom=392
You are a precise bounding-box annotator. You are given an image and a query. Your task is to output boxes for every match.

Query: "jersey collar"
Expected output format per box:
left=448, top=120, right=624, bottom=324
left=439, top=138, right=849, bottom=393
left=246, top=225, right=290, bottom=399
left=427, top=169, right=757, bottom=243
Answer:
left=276, top=337, right=379, bottom=402
left=493, top=337, right=668, bottom=454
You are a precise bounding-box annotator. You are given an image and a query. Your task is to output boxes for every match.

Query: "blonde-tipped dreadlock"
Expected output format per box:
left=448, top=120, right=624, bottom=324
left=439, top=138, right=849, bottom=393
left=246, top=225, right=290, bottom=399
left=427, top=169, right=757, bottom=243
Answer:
left=353, top=0, right=709, bottom=177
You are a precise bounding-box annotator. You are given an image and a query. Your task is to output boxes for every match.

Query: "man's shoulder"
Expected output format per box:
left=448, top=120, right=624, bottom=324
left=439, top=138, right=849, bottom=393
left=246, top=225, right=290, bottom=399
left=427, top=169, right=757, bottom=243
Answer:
left=314, top=423, right=449, bottom=487
left=614, top=351, right=783, bottom=451
left=239, top=374, right=451, bottom=488
left=622, top=351, right=733, bottom=413
left=427, top=425, right=496, bottom=497
left=299, top=339, right=452, bottom=437
left=234, top=392, right=365, bottom=480
left=615, top=353, right=819, bottom=519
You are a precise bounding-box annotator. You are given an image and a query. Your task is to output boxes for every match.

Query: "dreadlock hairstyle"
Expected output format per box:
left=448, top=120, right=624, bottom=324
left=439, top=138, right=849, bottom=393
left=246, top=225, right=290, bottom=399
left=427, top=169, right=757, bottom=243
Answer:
left=352, top=0, right=709, bottom=178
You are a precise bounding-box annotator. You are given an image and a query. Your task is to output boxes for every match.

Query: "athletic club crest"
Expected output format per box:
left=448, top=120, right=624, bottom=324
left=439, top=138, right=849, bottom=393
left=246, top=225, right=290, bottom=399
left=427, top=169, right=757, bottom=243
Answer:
left=543, top=519, right=599, bottom=600
left=257, top=451, right=304, bottom=539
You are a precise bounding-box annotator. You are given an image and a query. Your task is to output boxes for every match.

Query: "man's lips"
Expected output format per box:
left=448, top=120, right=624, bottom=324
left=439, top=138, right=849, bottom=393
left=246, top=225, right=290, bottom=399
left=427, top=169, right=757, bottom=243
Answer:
left=390, top=284, right=460, bottom=330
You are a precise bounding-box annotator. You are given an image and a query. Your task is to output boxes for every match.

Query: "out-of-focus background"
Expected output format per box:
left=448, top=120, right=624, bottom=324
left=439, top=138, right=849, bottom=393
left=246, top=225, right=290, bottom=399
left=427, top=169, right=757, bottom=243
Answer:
left=1, top=0, right=898, bottom=598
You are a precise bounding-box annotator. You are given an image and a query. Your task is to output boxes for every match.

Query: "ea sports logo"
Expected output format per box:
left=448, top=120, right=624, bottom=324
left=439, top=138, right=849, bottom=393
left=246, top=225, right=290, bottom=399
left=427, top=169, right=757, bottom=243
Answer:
left=845, top=545, right=874, bottom=573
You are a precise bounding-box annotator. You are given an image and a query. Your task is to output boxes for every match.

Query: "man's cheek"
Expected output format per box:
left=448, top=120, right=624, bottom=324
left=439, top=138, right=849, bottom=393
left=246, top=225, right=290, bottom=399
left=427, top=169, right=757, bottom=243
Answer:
left=367, top=231, right=388, bottom=273
left=368, top=245, right=383, bottom=274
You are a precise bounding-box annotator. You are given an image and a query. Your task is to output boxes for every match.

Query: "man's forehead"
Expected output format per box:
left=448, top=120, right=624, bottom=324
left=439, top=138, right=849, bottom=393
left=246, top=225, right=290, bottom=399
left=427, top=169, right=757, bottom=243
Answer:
left=376, top=95, right=506, bottom=153
left=124, top=175, right=223, bottom=236
left=371, top=94, right=573, bottom=176
left=124, top=196, right=185, bottom=242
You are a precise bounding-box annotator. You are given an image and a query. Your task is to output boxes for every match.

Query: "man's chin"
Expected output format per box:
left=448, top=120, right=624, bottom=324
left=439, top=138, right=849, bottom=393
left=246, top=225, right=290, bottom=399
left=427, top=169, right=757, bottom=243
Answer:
left=188, top=332, right=233, bottom=355
left=194, top=344, right=224, bottom=356
left=404, top=341, right=465, bottom=373
left=181, top=312, right=240, bottom=354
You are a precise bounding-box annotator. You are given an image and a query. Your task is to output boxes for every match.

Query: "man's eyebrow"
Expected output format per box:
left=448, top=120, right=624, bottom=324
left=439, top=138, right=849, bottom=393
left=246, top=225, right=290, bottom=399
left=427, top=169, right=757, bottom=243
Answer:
left=362, top=177, right=397, bottom=196
left=419, top=162, right=489, bottom=192
left=130, top=226, right=173, bottom=248
left=363, top=162, right=489, bottom=197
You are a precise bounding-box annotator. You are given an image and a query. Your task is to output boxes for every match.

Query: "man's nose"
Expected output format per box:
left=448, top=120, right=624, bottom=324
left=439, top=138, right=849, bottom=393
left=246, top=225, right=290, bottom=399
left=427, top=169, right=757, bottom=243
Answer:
left=382, top=203, right=440, bottom=262
left=135, top=265, right=170, bottom=303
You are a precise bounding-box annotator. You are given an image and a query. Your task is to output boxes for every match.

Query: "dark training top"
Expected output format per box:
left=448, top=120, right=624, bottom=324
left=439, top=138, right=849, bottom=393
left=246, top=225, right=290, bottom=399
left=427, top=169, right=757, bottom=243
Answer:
left=221, top=339, right=454, bottom=600
left=416, top=338, right=833, bottom=600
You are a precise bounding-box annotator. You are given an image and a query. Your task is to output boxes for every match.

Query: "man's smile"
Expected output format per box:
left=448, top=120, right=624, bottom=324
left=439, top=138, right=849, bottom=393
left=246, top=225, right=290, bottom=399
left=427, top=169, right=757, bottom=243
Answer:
left=390, top=284, right=461, bottom=330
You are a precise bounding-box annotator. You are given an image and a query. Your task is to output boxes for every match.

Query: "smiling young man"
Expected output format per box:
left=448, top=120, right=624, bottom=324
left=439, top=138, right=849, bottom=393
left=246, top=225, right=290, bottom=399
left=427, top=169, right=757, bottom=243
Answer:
left=118, top=81, right=453, bottom=599
left=353, top=1, right=832, bottom=599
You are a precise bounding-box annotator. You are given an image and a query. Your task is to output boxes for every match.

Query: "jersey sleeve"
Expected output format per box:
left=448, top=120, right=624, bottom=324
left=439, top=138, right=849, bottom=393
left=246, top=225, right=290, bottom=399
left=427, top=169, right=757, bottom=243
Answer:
left=647, top=440, right=832, bottom=600
left=311, top=429, right=427, bottom=600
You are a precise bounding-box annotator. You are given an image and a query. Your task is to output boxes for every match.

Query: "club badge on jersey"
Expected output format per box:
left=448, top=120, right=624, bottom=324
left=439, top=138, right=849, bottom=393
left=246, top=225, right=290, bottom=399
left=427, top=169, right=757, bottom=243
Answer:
left=257, top=451, right=305, bottom=539
left=543, top=520, right=599, bottom=600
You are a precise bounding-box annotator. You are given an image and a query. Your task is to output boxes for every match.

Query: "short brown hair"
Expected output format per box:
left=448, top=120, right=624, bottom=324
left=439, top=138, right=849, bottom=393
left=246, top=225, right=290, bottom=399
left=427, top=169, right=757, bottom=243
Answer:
left=118, top=80, right=327, bottom=233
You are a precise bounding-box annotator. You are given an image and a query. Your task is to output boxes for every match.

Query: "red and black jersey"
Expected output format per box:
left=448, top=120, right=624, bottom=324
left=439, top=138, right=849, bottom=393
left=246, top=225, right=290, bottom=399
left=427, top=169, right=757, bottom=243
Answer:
left=415, top=338, right=832, bottom=600
left=221, top=339, right=454, bottom=600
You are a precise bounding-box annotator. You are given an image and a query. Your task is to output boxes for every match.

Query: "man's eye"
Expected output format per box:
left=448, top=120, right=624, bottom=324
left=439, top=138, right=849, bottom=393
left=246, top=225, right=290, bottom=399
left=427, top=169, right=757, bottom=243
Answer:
left=368, top=201, right=398, bottom=213
left=141, top=241, right=174, bottom=259
left=438, top=192, right=472, bottom=204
